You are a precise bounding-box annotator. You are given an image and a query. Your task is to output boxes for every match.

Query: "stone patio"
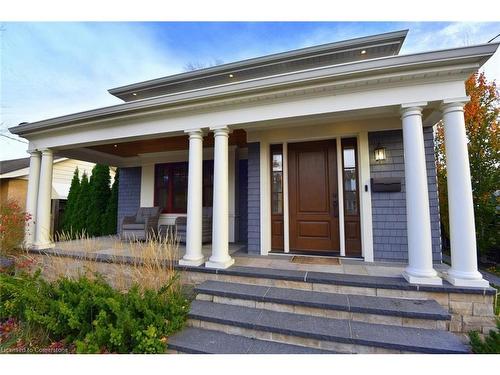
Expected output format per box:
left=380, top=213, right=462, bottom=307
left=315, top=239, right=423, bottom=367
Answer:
left=51, top=236, right=451, bottom=279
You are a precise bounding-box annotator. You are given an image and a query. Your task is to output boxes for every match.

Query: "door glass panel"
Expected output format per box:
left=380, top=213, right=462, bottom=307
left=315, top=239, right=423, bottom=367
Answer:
left=271, top=145, right=283, bottom=215
left=272, top=154, right=282, bottom=171
left=343, top=147, right=357, bottom=215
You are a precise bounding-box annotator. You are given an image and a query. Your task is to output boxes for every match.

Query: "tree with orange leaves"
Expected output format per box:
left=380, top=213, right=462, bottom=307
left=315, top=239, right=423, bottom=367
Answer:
left=435, top=72, right=499, bottom=260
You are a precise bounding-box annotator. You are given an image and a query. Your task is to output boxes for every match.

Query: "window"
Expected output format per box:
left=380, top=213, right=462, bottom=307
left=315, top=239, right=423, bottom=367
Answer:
left=271, top=145, right=283, bottom=215
left=342, top=145, right=358, bottom=215
left=154, top=161, right=214, bottom=213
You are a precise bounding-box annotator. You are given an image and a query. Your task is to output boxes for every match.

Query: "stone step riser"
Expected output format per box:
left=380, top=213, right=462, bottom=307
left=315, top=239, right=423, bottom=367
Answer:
left=187, top=319, right=414, bottom=354
left=195, top=294, right=448, bottom=330
left=185, top=272, right=454, bottom=306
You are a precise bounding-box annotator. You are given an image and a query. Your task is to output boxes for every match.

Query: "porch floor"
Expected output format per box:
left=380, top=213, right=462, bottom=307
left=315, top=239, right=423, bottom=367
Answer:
left=52, top=236, right=450, bottom=279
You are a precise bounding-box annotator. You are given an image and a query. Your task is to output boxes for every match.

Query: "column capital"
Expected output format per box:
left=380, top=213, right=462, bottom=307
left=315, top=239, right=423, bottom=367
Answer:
left=210, top=126, right=231, bottom=136
left=184, top=128, right=205, bottom=139
left=441, top=97, right=469, bottom=115
left=27, top=150, right=41, bottom=158
left=400, top=103, right=426, bottom=119
left=39, top=148, right=53, bottom=156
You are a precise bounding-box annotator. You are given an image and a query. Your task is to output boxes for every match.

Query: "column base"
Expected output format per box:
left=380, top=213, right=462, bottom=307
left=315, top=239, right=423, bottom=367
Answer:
left=402, top=271, right=442, bottom=285
left=179, top=257, right=205, bottom=267
left=205, top=257, right=235, bottom=270
left=445, top=274, right=490, bottom=288
left=32, top=242, right=55, bottom=250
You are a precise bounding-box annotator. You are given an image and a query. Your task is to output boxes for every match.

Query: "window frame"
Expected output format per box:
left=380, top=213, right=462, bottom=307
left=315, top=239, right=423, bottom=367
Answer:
left=154, top=161, right=214, bottom=214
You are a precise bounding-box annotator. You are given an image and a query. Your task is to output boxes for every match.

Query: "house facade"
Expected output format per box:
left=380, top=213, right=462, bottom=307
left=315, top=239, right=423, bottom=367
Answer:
left=0, top=157, right=111, bottom=235
left=10, top=30, right=499, bottom=287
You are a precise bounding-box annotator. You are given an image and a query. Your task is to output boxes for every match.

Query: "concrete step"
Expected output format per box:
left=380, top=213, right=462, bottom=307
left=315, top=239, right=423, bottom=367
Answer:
left=188, top=300, right=469, bottom=354
left=195, top=280, right=451, bottom=330
left=168, top=327, right=335, bottom=354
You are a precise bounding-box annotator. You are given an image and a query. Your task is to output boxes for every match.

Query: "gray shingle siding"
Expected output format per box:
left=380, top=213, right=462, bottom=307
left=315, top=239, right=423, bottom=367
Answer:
left=247, top=143, right=260, bottom=254
left=117, top=167, right=141, bottom=233
left=238, top=159, right=248, bottom=244
left=369, top=128, right=442, bottom=263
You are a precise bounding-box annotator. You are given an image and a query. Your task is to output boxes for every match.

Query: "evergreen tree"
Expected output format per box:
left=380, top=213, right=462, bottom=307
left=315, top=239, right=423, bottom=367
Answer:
left=102, top=169, right=119, bottom=235
left=74, top=172, right=90, bottom=236
left=86, top=164, right=111, bottom=237
left=61, top=167, right=80, bottom=235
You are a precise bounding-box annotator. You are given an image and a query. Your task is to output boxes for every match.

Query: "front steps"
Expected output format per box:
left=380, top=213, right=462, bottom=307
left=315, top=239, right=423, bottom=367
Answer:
left=169, top=280, right=470, bottom=354
left=195, top=281, right=451, bottom=330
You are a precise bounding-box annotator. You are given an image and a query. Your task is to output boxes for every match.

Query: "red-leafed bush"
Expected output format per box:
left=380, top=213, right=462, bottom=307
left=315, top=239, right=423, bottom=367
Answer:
left=0, top=200, right=31, bottom=255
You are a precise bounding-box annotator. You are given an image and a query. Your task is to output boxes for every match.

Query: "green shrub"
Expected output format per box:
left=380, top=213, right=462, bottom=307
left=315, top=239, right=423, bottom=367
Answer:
left=102, top=168, right=119, bottom=235
left=86, top=164, right=111, bottom=237
left=60, top=168, right=80, bottom=236
left=469, top=319, right=500, bottom=354
left=0, top=271, right=189, bottom=353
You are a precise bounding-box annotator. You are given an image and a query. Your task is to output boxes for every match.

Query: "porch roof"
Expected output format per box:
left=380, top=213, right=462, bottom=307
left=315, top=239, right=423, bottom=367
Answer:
left=9, top=40, right=499, bottom=139
left=107, top=29, right=408, bottom=102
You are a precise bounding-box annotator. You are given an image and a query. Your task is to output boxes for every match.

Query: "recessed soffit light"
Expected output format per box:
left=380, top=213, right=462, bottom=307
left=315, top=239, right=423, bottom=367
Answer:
left=360, top=50, right=367, bottom=55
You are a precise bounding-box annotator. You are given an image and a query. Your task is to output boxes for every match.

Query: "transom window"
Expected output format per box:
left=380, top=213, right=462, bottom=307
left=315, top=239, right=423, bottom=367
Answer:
left=154, top=161, right=213, bottom=214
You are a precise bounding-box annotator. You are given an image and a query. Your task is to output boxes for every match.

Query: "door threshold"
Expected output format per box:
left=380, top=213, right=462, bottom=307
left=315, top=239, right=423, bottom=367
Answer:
left=268, top=251, right=363, bottom=261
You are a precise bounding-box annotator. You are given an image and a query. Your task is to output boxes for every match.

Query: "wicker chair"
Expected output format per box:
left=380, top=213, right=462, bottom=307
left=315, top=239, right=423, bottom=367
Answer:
left=120, top=207, right=161, bottom=241
left=174, top=207, right=212, bottom=243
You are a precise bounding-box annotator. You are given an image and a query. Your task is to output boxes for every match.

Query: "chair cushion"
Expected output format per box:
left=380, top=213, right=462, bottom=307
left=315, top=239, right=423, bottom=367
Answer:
left=136, top=207, right=161, bottom=223
left=122, top=223, right=145, bottom=230
left=136, top=208, right=146, bottom=224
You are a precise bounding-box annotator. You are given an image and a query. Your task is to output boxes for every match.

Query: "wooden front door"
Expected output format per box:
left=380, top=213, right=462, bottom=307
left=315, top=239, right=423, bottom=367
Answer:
left=288, top=140, right=340, bottom=253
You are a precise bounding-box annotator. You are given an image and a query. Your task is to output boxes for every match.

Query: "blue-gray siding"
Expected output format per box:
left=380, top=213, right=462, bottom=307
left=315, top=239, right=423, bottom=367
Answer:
left=247, top=143, right=261, bottom=254
left=369, top=128, right=442, bottom=263
left=117, top=167, right=141, bottom=233
left=238, top=159, right=248, bottom=244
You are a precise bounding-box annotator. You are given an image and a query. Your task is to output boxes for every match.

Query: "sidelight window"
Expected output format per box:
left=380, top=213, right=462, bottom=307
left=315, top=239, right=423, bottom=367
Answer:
left=271, top=145, right=283, bottom=215
left=342, top=144, right=358, bottom=215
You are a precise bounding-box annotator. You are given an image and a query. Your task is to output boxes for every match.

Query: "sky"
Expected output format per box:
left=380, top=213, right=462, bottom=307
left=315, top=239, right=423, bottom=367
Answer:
left=1, top=21, right=500, bottom=160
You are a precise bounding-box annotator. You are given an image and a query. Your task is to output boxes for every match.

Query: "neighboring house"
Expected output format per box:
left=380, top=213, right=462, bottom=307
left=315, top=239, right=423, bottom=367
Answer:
left=0, top=157, right=114, bottom=234
left=9, top=30, right=499, bottom=288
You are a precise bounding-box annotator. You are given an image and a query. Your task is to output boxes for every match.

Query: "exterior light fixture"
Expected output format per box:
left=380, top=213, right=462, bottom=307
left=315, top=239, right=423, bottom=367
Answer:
left=374, top=143, right=386, bottom=161
left=113, top=144, right=118, bottom=148
left=229, top=74, right=234, bottom=78
left=360, top=50, right=367, bottom=54
left=132, top=93, right=137, bottom=96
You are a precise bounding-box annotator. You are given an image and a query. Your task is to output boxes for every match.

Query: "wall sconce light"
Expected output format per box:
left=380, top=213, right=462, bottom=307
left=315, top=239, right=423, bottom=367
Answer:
left=374, top=143, right=386, bottom=161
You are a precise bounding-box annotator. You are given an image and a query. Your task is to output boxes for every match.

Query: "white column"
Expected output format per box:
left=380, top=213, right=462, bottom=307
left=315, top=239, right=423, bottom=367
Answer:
left=24, top=150, right=41, bottom=248
left=336, top=138, right=346, bottom=257
left=401, top=104, right=442, bottom=285
left=206, top=126, right=234, bottom=269
left=441, top=100, right=489, bottom=287
left=228, top=145, right=237, bottom=242
left=358, top=132, right=374, bottom=262
left=179, top=129, right=205, bottom=266
left=33, top=149, right=55, bottom=249
left=283, top=142, right=290, bottom=253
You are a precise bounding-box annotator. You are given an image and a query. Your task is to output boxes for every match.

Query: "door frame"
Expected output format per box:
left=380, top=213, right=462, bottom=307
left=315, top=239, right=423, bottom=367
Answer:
left=260, top=130, right=374, bottom=261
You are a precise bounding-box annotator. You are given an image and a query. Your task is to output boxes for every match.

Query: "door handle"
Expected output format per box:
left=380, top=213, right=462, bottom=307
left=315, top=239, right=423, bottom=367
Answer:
left=332, top=193, right=339, bottom=217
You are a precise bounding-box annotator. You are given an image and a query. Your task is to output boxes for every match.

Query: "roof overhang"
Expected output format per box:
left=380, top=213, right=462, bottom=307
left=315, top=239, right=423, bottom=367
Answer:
left=0, top=158, right=67, bottom=179
left=108, top=30, right=409, bottom=101
left=9, top=42, right=499, bottom=138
